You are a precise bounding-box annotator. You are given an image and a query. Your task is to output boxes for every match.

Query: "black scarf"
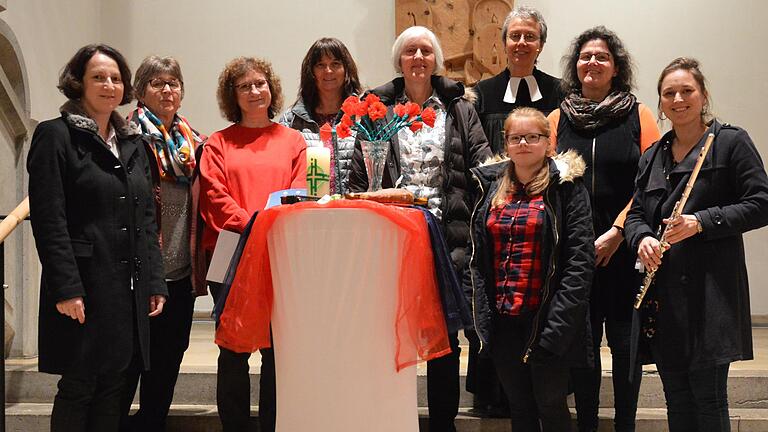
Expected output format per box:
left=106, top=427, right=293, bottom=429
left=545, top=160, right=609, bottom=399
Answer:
left=560, top=91, right=637, bottom=131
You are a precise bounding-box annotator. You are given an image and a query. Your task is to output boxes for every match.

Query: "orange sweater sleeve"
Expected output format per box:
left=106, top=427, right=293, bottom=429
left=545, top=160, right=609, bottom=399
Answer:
left=547, top=109, right=561, bottom=149
left=198, top=134, right=251, bottom=234
left=612, top=104, right=662, bottom=229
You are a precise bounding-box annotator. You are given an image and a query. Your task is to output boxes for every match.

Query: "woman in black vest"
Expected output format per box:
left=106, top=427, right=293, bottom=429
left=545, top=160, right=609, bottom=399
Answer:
left=547, top=27, right=660, bottom=432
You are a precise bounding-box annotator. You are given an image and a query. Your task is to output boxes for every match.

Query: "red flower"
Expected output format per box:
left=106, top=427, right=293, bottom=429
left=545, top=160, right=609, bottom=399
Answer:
left=341, top=96, right=361, bottom=117
left=393, top=104, right=407, bottom=118
left=405, top=102, right=421, bottom=119
left=409, top=121, right=423, bottom=132
left=336, top=122, right=352, bottom=139
left=420, top=107, right=437, bottom=128
left=319, top=123, right=333, bottom=142
left=364, top=93, right=381, bottom=105
left=368, top=101, right=387, bottom=121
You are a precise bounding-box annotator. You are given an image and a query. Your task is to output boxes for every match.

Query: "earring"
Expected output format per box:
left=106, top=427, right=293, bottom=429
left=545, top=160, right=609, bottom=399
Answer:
left=658, top=111, right=667, bottom=121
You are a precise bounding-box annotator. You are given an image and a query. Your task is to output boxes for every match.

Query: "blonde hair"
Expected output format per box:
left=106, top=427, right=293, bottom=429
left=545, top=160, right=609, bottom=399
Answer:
left=491, top=107, right=554, bottom=208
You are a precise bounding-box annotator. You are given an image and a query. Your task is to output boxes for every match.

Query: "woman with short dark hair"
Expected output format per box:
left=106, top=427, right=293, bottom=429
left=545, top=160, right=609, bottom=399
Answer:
left=199, top=56, right=306, bottom=432
left=120, top=55, right=206, bottom=431
left=28, top=43, right=166, bottom=432
left=280, top=37, right=362, bottom=194
left=548, top=26, right=661, bottom=432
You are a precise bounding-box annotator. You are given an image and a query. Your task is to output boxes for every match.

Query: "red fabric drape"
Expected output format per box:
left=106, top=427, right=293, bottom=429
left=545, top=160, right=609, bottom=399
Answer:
left=214, top=199, right=450, bottom=371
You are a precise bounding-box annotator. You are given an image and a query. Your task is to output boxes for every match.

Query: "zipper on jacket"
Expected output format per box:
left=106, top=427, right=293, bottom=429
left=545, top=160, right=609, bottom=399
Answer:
left=522, top=186, right=559, bottom=363
left=468, top=170, right=488, bottom=353
left=591, top=137, right=596, bottom=199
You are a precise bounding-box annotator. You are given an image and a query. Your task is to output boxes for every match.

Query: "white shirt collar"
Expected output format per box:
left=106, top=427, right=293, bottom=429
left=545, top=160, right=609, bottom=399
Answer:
left=503, top=74, right=543, bottom=104
left=105, top=125, right=119, bottom=158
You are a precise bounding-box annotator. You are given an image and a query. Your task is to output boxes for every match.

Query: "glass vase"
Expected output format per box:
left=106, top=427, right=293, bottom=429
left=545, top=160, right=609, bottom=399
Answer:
left=360, top=140, right=389, bottom=192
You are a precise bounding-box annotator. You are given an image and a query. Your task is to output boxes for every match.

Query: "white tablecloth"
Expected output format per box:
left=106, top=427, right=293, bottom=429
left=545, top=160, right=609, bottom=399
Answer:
left=268, top=208, right=418, bottom=432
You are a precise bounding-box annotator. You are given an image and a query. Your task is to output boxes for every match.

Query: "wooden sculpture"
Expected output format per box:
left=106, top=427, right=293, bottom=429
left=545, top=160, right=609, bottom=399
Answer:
left=395, top=0, right=514, bottom=85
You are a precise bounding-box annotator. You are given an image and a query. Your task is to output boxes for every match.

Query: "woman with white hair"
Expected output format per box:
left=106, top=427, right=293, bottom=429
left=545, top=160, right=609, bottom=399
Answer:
left=474, top=6, right=562, bottom=155
left=349, top=25, right=491, bottom=432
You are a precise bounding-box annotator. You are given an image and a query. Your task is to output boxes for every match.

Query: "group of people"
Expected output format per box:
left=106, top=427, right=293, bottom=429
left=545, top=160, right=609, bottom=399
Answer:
left=25, top=5, right=768, bottom=432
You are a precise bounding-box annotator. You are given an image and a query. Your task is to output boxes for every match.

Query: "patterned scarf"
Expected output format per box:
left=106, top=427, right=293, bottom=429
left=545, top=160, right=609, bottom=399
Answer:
left=560, top=91, right=637, bottom=131
left=130, top=104, right=200, bottom=182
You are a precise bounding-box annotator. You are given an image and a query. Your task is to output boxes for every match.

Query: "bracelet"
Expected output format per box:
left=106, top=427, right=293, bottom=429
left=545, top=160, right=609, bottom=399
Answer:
left=613, top=225, right=625, bottom=236
left=695, top=214, right=704, bottom=234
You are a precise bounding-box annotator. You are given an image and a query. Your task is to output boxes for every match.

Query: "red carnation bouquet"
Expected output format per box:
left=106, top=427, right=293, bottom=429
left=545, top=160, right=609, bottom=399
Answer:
left=334, top=93, right=437, bottom=141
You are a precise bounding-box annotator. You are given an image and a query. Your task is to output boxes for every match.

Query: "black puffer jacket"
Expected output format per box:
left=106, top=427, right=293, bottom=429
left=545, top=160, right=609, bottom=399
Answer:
left=349, top=75, right=491, bottom=273
left=469, top=152, right=595, bottom=365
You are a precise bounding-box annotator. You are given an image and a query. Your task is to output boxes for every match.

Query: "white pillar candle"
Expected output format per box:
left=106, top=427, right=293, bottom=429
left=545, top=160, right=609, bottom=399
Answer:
left=306, top=146, right=331, bottom=197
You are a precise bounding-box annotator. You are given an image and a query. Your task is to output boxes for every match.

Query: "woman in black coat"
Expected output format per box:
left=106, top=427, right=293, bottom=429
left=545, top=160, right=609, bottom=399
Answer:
left=625, top=57, right=768, bottom=431
left=469, top=107, right=594, bottom=431
left=27, top=44, right=166, bottom=432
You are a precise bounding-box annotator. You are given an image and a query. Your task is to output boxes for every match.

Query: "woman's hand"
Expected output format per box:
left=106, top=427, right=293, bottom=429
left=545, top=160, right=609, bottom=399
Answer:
left=662, top=214, right=700, bottom=245
left=637, top=236, right=666, bottom=272
left=149, top=295, right=166, bottom=317
left=56, top=297, right=85, bottom=324
left=595, top=226, right=623, bottom=267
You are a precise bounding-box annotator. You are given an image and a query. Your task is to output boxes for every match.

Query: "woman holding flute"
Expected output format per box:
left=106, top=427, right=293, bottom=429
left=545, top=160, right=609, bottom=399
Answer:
left=625, top=57, right=768, bottom=431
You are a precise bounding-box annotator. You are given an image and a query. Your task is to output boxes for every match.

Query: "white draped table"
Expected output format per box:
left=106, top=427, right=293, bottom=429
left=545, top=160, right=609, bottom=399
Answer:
left=267, top=208, right=419, bottom=432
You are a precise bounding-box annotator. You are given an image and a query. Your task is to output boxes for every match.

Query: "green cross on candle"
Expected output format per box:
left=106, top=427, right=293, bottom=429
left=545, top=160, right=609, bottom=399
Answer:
left=307, top=157, right=330, bottom=196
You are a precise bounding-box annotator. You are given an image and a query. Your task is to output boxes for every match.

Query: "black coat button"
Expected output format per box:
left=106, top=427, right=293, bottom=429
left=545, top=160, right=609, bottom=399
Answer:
left=121, top=226, right=128, bottom=231
left=680, top=275, right=689, bottom=285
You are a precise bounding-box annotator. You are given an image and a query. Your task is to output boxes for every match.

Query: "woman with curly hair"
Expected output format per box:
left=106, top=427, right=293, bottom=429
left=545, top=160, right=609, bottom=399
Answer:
left=199, top=56, right=306, bottom=432
left=547, top=26, right=661, bottom=432
left=280, top=37, right=361, bottom=194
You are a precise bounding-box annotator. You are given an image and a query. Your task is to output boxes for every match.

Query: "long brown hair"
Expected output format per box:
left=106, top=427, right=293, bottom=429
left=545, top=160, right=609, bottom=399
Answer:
left=491, top=107, right=554, bottom=208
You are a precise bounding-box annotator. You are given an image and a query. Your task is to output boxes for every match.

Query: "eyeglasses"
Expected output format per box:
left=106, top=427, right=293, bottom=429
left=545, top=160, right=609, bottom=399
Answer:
left=234, top=80, right=268, bottom=94
left=149, top=78, right=182, bottom=91
left=578, top=52, right=612, bottom=64
left=508, top=32, right=540, bottom=43
left=504, top=133, right=548, bottom=145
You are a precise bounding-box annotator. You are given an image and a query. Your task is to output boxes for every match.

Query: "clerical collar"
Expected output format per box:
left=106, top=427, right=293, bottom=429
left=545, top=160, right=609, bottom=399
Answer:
left=503, top=75, right=543, bottom=104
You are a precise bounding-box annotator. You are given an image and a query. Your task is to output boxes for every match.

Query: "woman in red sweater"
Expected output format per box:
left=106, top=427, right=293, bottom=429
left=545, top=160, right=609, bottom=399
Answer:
left=199, top=56, right=306, bottom=432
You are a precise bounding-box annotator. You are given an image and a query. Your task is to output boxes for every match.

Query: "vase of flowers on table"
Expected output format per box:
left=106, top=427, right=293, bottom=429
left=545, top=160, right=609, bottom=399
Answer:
left=334, top=94, right=436, bottom=192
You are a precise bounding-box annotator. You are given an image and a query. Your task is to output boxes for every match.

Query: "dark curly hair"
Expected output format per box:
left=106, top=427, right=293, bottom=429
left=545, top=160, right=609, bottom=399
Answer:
left=216, top=57, right=283, bottom=123
left=297, top=38, right=361, bottom=115
left=58, top=43, right=133, bottom=105
left=560, top=26, right=635, bottom=95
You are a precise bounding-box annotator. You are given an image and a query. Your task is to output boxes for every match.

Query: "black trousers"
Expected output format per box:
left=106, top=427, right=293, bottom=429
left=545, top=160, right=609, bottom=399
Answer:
left=658, top=363, right=731, bottom=432
left=210, top=282, right=276, bottom=432
left=427, top=331, right=460, bottom=432
left=216, top=346, right=276, bottom=432
left=119, top=277, right=195, bottom=432
left=572, top=319, right=642, bottom=432
left=490, top=315, right=572, bottom=432
left=51, top=370, right=125, bottom=432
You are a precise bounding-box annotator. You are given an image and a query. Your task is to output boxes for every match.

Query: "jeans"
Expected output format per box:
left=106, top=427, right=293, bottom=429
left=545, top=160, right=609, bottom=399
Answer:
left=51, top=370, right=125, bottom=432
left=491, top=315, right=572, bottom=432
left=427, top=331, right=460, bottom=432
left=572, top=319, right=641, bottom=432
left=658, top=363, right=731, bottom=432
left=120, top=277, right=195, bottom=432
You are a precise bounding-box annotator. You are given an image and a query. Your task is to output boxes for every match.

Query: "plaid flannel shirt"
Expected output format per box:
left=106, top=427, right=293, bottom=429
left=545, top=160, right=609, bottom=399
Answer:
left=486, top=191, right=546, bottom=315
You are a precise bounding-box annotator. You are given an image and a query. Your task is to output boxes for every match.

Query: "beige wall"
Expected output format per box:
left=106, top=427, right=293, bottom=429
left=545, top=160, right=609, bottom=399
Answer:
left=4, top=0, right=768, bottom=314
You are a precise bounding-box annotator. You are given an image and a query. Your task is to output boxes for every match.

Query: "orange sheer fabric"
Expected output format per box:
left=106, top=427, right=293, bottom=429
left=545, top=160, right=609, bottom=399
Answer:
left=214, top=199, right=450, bottom=371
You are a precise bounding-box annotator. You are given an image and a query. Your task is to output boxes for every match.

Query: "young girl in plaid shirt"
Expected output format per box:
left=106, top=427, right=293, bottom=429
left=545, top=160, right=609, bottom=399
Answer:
left=468, top=107, right=595, bottom=431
